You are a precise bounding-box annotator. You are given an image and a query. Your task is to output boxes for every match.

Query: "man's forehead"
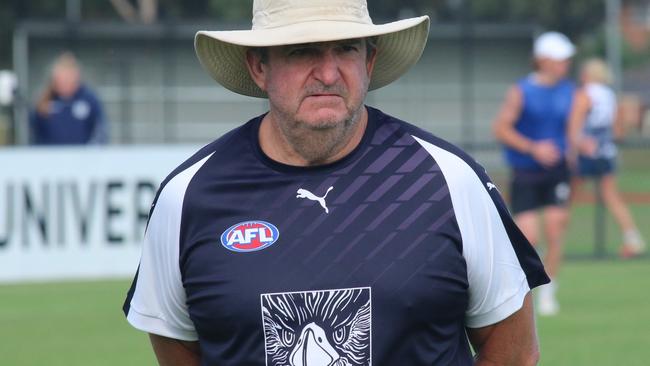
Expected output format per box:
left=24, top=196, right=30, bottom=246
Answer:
left=280, top=38, right=365, bottom=49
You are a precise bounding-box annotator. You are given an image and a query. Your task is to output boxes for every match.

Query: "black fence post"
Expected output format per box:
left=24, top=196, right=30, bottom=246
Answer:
left=594, top=176, right=607, bottom=258
left=459, top=0, right=475, bottom=151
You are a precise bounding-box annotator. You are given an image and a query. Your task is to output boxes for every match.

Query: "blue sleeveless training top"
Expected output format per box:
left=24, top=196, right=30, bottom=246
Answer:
left=504, top=75, right=575, bottom=170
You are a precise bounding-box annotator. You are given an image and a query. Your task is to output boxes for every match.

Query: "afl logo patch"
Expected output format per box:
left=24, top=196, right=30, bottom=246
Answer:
left=220, top=221, right=280, bottom=253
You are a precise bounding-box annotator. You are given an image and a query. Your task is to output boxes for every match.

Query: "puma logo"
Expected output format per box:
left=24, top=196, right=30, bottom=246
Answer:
left=296, top=186, right=334, bottom=214
left=487, top=182, right=498, bottom=191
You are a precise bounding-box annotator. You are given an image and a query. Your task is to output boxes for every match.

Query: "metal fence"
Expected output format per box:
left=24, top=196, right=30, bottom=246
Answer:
left=12, top=21, right=538, bottom=149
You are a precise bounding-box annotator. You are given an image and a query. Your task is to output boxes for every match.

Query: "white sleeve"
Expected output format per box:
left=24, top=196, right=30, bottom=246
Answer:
left=413, top=136, right=531, bottom=328
left=455, top=181, right=530, bottom=328
left=125, top=154, right=212, bottom=341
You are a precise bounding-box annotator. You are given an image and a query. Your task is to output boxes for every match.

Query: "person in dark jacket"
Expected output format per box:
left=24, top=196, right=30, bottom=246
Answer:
left=29, top=52, right=108, bottom=145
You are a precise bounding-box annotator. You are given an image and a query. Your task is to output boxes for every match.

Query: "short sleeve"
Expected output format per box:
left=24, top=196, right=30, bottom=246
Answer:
left=412, top=136, right=549, bottom=328
left=123, top=154, right=213, bottom=341
left=455, top=177, right=537, bottom=328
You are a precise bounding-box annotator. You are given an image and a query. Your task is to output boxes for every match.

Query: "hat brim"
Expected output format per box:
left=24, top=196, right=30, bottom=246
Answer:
left=194, top=16, right=430, bottom=98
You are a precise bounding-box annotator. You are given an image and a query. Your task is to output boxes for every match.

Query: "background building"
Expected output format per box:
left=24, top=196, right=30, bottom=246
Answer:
left=14, top=22, right=533, bottom=148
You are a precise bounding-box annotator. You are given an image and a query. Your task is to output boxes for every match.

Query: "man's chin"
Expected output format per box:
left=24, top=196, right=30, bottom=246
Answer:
left=297, top=110, right=351, bottom=130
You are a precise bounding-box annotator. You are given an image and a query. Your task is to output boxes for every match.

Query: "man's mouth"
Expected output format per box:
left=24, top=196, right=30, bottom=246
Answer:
left=309, top=93, right=340, bottom=97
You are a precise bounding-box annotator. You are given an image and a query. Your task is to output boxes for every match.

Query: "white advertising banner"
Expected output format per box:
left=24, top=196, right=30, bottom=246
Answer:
left=0, top=145, right=198, bottom=283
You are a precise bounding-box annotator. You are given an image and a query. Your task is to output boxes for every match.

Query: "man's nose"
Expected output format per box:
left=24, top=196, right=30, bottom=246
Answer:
left=312, top=50, right=341, bottom=86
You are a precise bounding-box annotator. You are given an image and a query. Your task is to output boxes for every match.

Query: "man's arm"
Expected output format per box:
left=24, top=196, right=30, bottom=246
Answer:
left=492, top=85, right=528, bottom=153
left=467, top=293, right=540, bottom=366
left=149, top=334, right=201, bottom=366
left=492, top=85, right=560, bottom=167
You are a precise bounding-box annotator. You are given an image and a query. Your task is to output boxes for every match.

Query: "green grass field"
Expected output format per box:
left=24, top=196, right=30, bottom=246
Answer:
left=1, top=148, right=647, bottom=365
left=536, top=261, right=650, bottom=366
left=0, top=280, right=156, bottom=366
left=0, top=261, right=648, bottom=365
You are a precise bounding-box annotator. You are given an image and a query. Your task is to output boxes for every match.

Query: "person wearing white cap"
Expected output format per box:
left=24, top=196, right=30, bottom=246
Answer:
left=493, top=31, right=577, bottom=316
left=123, top=1, right=549, bottom=364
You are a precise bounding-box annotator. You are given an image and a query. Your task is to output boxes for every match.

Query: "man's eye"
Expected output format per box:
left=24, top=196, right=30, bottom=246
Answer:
left=340, top=45, right=359, bottom=52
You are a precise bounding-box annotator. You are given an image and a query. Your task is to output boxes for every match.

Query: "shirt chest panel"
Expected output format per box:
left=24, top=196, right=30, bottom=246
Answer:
left=179, top=168, right=469, bottom=348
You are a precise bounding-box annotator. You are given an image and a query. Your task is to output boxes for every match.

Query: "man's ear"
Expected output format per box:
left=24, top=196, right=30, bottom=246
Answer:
left=245, top=49, right=267, bottom=91
left=366, top=47, right=378, bottom=78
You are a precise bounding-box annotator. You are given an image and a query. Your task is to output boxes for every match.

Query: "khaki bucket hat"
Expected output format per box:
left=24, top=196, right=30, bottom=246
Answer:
left=194, top=0, right=430, bottom=98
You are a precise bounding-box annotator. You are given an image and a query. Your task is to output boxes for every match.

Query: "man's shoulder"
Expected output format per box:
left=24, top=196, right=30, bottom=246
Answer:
left=372, top=107, right=490, bottom=184
left=373, top=108, right=479, bottom=168
left=557, top=78, right=577, bottom=92
left=156, top=116, right=260, bottom=196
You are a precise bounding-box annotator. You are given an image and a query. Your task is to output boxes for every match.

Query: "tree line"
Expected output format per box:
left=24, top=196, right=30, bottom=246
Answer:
left=0, top=0, right=641, bottom=69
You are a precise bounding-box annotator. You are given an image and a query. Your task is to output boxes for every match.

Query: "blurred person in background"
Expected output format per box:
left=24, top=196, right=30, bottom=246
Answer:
left=493, top=31, right=576, bottom=316
left=568, top=58, right=646, bottom=258
left=0, top=70, right=17, bottom=144
left=123, top=0, right=549, bottom=364
left=29, top=52, right=108, bottom=145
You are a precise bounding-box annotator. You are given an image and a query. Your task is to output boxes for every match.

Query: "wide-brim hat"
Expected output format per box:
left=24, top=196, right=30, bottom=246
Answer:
left=194, top=0, right=430, bottom=98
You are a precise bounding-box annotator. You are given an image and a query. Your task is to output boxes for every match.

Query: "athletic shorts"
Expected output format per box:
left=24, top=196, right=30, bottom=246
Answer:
left=577, top=155, right=616, bottom=177
left=510, top=163, right=571, bottom=215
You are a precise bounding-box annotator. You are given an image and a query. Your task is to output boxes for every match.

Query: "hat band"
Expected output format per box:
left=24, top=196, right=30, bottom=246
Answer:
left=252, top=5, right=372, bottom=30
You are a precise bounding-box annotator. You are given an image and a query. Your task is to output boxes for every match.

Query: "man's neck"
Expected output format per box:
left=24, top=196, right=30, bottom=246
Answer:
left=258, top=107, right=368, bottom=167
left=533, top=72, right=561, bottom=86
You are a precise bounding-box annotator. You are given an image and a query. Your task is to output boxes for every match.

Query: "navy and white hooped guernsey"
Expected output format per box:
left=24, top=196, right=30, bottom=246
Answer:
left=123, top=106, right=549, bottom=365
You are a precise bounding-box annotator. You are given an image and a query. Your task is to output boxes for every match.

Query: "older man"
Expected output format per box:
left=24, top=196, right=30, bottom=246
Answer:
left=123, top=1, right=549, bottom=365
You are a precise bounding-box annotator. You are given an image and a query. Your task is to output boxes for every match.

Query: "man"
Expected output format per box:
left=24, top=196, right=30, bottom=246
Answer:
left=493, top=32, right=576, bottom=316
left=124, top=1, right=549, bottom=365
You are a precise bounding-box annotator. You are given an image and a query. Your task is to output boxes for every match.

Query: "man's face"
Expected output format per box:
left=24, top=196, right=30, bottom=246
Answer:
left=538, top=58, right=571, bottom=80
left=250, top=39, right=377, bottom=130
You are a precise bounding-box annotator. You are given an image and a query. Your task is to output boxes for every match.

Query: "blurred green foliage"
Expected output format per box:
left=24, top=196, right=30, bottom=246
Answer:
left=0, top=0, right=648, bottom=69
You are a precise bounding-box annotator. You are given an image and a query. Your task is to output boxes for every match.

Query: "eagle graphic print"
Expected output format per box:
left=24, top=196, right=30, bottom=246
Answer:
left=261, top=287, right=372, bottom=366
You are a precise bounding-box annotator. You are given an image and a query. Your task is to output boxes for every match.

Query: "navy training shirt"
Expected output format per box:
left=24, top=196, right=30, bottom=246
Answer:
left=124, top=107, right=549, bottom=365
